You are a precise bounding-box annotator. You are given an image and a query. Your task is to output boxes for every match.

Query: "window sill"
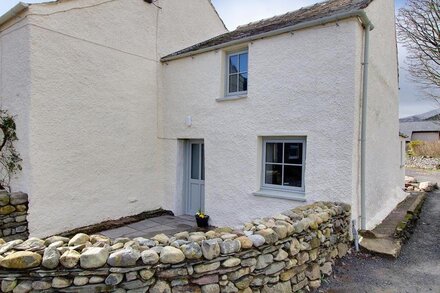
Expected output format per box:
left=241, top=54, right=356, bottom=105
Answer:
left=253, top=189, right=306, bottom=202
left=216, top=95, right=247, bottom=102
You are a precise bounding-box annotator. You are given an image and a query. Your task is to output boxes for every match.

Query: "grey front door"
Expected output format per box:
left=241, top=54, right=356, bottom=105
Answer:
left=186, top=140, right=205, bottom=215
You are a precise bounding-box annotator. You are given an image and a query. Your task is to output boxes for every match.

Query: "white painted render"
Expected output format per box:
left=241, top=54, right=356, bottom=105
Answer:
left=0, top=0, right=403, bottom=236
left=362, top=0, right=406, bottom=229
left=411, top=132, right=440, bottom=142
left=160, top=0, right=403, bottom=230
left=399, top=137, right=406, bottom=181
left=0, top=0, right=226, bottom=237
left=0, top=15, right=32, bottom=194
left=160, top=19, right=363, bottom=228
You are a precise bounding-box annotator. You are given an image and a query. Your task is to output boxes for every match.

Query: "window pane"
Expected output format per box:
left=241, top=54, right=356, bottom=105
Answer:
left=239, top=53, right=248, bottom=72
left=284, top=143, right=303, bottom=164
left=229, top=55, right=238, bottom=73
left=239, top=73, right=248, bottom=92
left=229, top=74, right=238, bottom=93
left=191, top=144, right=200, bottom=180
left=201, top=144, right=205, bottom=180
left=265, top=164, right=282, bottom=185
left=266, top=143, right=283, bottom=163
left=283, top=165, right=302, bottom=187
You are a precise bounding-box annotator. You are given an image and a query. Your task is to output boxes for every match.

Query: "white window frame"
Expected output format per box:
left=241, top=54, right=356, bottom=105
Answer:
left=226, top=50, right=248, bottom=97
left=261, top=137, right=306, bottom=193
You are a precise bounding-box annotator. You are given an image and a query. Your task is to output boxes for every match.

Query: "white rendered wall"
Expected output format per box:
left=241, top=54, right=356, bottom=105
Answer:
left=1, top=0, right=403, bottom=235
left=7, top=0, right=225, bottom=237
left=363, top=0, right=406, bottom=229
left=411, top=132, right=439, bottom=142
left=157, top=0, right=227, bottom=56
left=399, top=137, right=406, bottom=181
left=0, top=16, right=31, bottom=194
left=160, top=19, right=360, bottom=228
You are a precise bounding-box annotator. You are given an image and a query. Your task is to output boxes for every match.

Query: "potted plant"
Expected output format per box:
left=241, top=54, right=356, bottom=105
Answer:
left=195, top=210, right=210, bottom=228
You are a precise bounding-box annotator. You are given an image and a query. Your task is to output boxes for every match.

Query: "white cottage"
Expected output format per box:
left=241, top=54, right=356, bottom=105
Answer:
left=0, top=0, right=405, bottom=237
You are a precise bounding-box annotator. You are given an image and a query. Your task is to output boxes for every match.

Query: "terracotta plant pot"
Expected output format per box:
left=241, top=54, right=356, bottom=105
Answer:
left=195, top=215, right=210, bottom=228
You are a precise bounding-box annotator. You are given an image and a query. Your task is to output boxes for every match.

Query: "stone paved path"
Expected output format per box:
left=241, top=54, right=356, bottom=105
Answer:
left=318, top=169, right=440, bottom=293
left=99, top=215, right=197, bottom=239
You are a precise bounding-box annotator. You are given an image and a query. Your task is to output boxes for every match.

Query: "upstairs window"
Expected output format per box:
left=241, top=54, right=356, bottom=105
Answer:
left=227, top=51, right=248, bottom=95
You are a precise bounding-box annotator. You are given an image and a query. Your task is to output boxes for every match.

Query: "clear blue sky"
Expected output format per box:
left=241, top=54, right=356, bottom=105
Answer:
left=0, top=0, right=436, bottom=118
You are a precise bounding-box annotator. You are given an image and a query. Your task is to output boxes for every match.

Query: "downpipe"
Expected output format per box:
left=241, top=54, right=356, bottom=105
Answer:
left=352, top=219, right=360, bottom=252
left=360, top=22, right=374, bottom=230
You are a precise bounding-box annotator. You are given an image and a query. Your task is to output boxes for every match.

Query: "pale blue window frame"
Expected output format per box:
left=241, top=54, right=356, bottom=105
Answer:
left=262, top=137, right=306, bottom=193
left=226, top=50, right=248, bottom=96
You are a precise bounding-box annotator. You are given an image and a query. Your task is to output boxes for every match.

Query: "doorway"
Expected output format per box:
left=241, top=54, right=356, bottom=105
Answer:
left=185, top=140, right=205, bottom=215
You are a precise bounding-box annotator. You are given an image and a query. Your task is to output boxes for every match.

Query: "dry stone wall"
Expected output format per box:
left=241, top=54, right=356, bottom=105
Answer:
left=405, top=156, right=440, bottom=170
left=0, top=201, right=351, bottom=293
left=404, top=176, right=438, bottom=192
left=0, top=191, right=29, bottom=242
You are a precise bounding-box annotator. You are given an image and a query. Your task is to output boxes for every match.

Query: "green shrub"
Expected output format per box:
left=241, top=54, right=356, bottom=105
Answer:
left=407, top=140, right=422, bottom=157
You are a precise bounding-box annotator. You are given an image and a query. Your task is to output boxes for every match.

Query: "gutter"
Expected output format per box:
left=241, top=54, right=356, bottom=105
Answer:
left=162, top=10, right=374, bottom=62
left=399, top=133, right=408, bottom=139
left=0, top=2, right=29, bottom=28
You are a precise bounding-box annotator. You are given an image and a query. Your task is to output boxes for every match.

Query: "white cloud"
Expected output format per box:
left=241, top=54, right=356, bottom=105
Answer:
left=398, top=45, right=437, bottom=117
left=0, top=0, right=47, bottom=16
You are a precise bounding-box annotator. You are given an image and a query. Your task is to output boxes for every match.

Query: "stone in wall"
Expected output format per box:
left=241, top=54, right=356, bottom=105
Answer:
left=404, top=176, right=438, bottom=192
left=405, top=156, right=440, bottom=170
left=0, top=191, right=29, bottom=242
left=0, top=201, right=351, bottom=293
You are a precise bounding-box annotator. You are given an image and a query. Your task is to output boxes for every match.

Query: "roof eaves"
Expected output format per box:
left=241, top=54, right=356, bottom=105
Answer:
left=399, top=133, right=408, bottom=138
left=0, top=2, right=29, bottom=28
left=161, top=8, right=373, bottom=62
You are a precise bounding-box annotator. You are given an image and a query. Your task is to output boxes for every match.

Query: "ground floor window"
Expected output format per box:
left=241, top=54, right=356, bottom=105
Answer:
left=262, top=137, right=306, bottom=192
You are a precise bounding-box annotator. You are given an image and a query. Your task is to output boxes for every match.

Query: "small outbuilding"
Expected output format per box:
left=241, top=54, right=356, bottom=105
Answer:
left=400, top=109, right=440, bottom=142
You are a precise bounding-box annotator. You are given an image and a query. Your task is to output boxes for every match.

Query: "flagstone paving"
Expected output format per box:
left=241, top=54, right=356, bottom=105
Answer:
left=99, top=215, right=198, bottom=239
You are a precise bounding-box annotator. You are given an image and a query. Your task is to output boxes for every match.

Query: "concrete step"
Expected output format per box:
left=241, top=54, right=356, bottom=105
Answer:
left=359, top=192, right=427, bottom=258
left=359, top=238, right=401, bottom=258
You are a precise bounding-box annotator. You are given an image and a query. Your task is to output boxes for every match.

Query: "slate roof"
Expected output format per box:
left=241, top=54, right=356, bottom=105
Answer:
left=162, top=0, right=374, bottom=61
left=400, top=121, right=440, bottom=139
left=399, top=110, right=440, bottom=139
left=399, top=109, right=440, bottom=122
